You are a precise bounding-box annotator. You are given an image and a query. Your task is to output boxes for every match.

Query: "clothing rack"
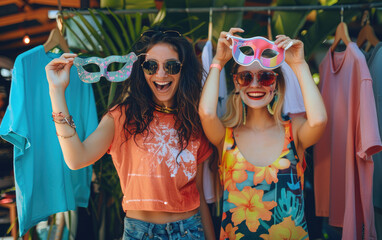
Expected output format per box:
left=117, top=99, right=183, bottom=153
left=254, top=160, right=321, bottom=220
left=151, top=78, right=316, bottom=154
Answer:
left=56, top=2, right=382, bottom=16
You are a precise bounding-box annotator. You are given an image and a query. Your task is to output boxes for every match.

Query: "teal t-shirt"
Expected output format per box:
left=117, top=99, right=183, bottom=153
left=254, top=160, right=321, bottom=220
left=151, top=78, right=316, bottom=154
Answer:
left=0, top=45, right=98, bottom=236
left=363, top=43, right=382, bottom=209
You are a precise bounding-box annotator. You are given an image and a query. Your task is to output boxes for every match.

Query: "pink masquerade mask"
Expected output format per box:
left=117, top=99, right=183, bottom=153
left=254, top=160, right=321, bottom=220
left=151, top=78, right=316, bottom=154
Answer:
left=73, top=52, right=137, bottom=83
left=227, top=34, right=287, bottom=70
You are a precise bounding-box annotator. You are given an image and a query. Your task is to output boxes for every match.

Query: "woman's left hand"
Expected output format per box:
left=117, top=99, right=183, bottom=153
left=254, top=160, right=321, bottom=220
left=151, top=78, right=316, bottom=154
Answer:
left=274, top=35, right=305, bottom=66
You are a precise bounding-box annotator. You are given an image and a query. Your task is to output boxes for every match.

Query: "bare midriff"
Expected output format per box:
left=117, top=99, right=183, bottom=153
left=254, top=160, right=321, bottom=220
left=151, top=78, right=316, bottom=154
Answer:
left=125, top=208, right=199, bottom=224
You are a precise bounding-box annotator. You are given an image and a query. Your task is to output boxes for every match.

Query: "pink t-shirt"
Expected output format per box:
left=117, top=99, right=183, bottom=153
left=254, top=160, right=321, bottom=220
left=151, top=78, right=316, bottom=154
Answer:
left=108, top=105, right=213, bottom=213
left=315, top=42, right=382, bottom=240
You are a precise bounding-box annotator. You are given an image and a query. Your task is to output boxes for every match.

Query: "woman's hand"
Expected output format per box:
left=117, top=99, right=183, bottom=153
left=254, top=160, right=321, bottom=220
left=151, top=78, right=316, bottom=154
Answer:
left=212, top=28, right=244, bottom=66
left=45, top=53, right=77, bottom=93
left=275, top=35, right=305, bottom=66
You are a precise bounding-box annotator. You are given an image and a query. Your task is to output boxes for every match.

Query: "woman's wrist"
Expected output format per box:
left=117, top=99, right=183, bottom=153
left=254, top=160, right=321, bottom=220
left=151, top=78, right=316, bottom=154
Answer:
left=49, top=86, right=66, bottom=96
left=212, top=57, right=226, bottom=66
left=209, top=63, right=222, bottom=72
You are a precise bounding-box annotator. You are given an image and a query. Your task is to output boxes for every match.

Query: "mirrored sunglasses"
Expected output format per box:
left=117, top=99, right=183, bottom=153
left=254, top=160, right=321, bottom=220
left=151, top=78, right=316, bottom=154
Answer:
left=233, top=70, right=278, bottom=87
left=141, top=59, right=182, bottom=75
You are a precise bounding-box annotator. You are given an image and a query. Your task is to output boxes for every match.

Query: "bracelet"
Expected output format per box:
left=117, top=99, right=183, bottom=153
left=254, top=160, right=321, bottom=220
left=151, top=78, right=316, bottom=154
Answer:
left=52, top=112, right=76, bottom=129
left=209, top=63, right=222, bottom=72
left=56, top=129, right=77, bottom=139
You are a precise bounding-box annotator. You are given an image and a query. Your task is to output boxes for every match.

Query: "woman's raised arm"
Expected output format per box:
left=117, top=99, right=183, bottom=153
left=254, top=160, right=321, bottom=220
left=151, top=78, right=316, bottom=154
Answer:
left=46, top=53, right=114, bottom=170
left=199, top=28, right=244, bottom=147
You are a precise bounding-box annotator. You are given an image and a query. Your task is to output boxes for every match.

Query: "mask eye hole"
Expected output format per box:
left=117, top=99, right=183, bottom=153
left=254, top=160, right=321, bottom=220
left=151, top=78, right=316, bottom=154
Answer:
left=107, top=62, right=126, bottom=72
left=239, top=46, right=254, bottom=56
left=83, top=64, right=100, bottom=73
left=261, top=49, right=279, bottom=58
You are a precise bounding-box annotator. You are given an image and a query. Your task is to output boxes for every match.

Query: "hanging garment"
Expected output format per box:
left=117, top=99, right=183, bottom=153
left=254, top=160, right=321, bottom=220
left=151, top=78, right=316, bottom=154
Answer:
left=0, top=45, right=98, bottom=236
left=314, top=42, right=382, bottom=240
left=362, top=42, right=382, bottom=239
left=201, top=40, right=228, bottom=203
left=219, top=119, right=308, bottom=239
left=280, top=62, right=306, bottom=116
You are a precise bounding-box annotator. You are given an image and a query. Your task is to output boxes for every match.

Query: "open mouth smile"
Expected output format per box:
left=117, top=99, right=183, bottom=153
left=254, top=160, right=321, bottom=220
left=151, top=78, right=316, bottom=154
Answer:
left=247, top=92, right=266, bottom=100
left=154, top=81, right=172, bottom=92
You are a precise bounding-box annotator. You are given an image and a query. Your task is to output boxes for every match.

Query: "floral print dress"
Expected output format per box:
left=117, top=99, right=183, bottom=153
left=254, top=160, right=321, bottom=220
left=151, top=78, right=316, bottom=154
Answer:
left=219, top=120, right=309, bottom=240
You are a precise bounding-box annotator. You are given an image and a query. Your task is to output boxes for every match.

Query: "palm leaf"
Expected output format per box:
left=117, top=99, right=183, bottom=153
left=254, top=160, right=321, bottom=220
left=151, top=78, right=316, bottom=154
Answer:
left=74, top=10, right=110, bottom=56
left=88, top=9, right=119, bottom=55
left=96, top=9, right=127, bottom=53
left=108, top=9, right=132, bottom=51
left=62, top=20, right=92, bottom=52
left=68, top=16, right=101, bottom=55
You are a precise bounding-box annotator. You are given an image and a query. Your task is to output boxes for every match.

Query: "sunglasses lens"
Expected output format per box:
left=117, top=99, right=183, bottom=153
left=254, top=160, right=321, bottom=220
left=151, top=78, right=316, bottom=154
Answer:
left=237, top=71, right=254, bottom=86
left=258, top=71, right=277, bottom=86
left=142, top=60, right=158, bottom=75
left=165, top=61, right=182, bottom=75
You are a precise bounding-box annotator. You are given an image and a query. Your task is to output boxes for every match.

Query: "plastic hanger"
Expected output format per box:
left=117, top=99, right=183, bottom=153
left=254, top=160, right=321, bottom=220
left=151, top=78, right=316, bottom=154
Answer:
left=330, top=7, right=351, bottom=52
left=43, top=14, right=70, bottom=53
left=356, top=11, right=380, bottom=52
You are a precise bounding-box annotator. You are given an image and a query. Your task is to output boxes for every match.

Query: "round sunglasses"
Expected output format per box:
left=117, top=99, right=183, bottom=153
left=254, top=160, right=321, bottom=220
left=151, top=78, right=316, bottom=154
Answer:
left=141, top=59, right=183, bottom=75
left=233, top=70, right=278, bottom=87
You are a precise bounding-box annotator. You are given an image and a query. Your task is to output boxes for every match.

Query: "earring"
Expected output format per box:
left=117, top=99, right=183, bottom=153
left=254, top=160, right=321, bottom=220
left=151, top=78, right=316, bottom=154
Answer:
left=267, top=93, right=278, bottom=116
left=242, top=100, right=246, bottom=125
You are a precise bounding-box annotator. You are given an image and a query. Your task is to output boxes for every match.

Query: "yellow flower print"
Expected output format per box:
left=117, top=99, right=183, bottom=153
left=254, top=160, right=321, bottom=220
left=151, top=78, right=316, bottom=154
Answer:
left=260, top=216, right=308, bottom=240
left=221, top=151, right=249, bottom=191
left=220, top=223, right=244, bottom=240
left=250, top=157, right=291, bottom=185
left=228, top=187, right=277, bottom=232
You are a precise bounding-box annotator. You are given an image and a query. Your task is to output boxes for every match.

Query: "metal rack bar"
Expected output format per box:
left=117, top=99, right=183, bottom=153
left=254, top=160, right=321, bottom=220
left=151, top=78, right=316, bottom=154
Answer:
left=57, top=2, right=382, bottom=16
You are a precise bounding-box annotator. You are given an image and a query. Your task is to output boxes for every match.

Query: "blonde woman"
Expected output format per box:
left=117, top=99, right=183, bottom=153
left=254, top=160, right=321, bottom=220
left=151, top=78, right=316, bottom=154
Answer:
left=199, top=28, right=327, bottom=239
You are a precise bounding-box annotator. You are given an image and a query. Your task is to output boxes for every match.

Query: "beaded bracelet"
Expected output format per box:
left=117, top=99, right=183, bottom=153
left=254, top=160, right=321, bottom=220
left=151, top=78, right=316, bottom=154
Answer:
left=52, top=112, right=76, bottom=129
left=56, top=129, right=77, bottom=139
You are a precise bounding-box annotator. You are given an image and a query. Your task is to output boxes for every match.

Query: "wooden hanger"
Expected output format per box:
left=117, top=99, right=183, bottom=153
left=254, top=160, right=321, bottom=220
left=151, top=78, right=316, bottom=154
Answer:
left=43, top=27, right=70, bottom=53
left=330, top=8, right=351, bottom=52
left=208, top=8, right=213, bottom=41
left=330, top=22, right=351, bottom=52
left=356, top=11, right=380, bottom=52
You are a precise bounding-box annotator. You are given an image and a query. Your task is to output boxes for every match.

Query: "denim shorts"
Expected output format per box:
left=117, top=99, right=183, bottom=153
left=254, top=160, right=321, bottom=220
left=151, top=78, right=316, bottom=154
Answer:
left=123, top=212, right=205, bottom=240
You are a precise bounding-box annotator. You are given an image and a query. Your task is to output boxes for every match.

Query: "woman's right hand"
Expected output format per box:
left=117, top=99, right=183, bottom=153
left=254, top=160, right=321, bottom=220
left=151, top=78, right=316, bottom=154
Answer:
left=45, top=53, right=77, bottom=93
left=212, top=28, right=244, bottom=66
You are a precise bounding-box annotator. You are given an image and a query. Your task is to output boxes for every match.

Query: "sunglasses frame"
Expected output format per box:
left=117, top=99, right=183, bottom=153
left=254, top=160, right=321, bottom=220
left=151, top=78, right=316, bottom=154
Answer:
left=141, top=59, right=183, bottom=75
left=233, top=70, right=278, bottom=87
left=140, top=30, right=182, bottom=38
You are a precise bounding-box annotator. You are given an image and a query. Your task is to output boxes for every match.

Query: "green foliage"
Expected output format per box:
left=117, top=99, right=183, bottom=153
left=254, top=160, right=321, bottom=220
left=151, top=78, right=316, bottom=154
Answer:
left=163, top=0, right=246, bottom=42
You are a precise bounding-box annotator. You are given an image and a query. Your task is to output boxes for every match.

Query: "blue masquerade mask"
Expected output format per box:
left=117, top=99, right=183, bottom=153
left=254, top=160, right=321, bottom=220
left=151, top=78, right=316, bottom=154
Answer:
left=73, top=52, right=137, bottom=83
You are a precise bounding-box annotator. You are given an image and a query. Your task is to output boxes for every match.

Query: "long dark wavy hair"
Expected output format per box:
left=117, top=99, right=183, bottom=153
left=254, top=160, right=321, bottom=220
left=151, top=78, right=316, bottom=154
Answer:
left=110, top=27, right=204, bottom=154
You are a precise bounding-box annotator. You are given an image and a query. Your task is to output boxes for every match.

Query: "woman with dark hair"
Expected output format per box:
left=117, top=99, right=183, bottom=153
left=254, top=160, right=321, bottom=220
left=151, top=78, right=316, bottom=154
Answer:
left=45, top=28, right=215, bottom=239
left=199, top=28, right=327, bottom=239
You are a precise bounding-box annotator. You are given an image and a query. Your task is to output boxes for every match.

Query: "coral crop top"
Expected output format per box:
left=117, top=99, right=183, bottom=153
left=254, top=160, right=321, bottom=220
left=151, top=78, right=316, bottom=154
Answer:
left=108, top=105, right=213, bottom=212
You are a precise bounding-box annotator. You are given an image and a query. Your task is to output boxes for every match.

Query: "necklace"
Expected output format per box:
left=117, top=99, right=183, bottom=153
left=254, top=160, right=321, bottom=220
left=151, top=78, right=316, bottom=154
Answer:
left=151, top=102, right=177, bottom=114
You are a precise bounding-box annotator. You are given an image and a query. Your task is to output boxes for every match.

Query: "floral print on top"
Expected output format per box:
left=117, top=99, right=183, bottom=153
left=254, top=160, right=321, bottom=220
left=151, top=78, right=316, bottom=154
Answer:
left=219, top=120, right=309, bottom=240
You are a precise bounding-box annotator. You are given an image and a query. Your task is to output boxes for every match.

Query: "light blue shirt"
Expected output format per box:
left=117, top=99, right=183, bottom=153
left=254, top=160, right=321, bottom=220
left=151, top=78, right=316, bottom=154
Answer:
left=0, top=45, right=98, bottom=236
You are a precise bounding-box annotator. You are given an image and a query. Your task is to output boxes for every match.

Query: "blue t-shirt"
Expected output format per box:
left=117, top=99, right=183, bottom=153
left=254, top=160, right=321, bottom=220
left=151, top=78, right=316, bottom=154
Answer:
left=363, top=43, right=382, bottom=209
left=0, top=45, right=98, bottom=236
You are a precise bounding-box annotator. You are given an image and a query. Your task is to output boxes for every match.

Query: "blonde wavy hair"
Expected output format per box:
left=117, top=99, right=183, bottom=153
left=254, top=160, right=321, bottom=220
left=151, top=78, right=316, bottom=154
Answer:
left=221, top=64, right=286, bottom=128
